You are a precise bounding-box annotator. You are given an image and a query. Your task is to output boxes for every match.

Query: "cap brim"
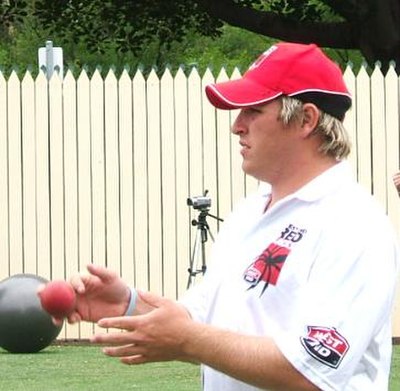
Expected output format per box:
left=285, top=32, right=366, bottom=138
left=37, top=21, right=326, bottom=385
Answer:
left=205, top=77, right=282, bottom=110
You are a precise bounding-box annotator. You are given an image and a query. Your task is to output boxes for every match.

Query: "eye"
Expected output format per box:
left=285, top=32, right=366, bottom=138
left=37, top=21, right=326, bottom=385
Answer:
left=243, top=107, right=262, bottom=116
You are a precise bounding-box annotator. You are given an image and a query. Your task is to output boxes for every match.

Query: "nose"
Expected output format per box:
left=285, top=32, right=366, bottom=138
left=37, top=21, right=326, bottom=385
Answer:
left=231, top=110, right=246, bottom=135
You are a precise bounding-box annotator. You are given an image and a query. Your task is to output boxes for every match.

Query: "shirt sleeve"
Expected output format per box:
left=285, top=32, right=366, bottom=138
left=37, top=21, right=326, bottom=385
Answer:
left=274, top=221, right=399, bottom=390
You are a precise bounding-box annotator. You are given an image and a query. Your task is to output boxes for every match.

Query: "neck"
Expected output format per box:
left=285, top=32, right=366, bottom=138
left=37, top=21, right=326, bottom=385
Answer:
left=266, top=156, right=338, bottom=210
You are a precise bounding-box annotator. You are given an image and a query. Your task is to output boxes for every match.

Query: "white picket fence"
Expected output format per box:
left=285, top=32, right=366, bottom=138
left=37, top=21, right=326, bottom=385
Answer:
left=0, top=63, right=399, bottom=340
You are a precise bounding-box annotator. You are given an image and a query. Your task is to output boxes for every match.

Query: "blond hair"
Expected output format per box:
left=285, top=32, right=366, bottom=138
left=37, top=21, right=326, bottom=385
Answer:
left=279, top=96, right=351, bottom=160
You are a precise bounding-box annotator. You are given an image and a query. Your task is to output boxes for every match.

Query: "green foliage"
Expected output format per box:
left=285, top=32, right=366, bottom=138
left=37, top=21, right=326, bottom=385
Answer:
left=265, top=0, right=341, bottom=21
left=0, top=20, right=274, bottom=76
left=0, top=19, right=363, bottom=77
left=0, top=0, right=356, bottom=73
left=0, top=0, right=27, bottom=38
left=155, top=25, right=276, bottom=74
left=32, top=0, right=221, bottom=55
left=0, top=0, right=364, bottom=76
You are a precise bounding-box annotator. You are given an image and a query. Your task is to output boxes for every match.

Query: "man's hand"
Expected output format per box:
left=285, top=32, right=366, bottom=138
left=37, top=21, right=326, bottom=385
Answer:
left=91, top=291, right=194, bottom=364
left=66, top=264, right=131, bottom=324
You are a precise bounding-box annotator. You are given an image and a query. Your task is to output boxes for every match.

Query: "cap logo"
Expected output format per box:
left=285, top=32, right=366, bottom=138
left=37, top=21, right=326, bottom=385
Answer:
left=248, top=45, right=278, bottom=71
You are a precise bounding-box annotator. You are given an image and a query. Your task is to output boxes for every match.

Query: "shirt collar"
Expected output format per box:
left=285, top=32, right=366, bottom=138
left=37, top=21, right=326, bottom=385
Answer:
left=294, top=160, right=354, bottom=202
left=258, top=160, right=354, bottom=203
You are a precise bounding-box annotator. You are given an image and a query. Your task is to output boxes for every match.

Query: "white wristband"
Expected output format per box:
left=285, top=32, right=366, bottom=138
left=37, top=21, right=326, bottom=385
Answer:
left=124, top=287, right=137, bottom=316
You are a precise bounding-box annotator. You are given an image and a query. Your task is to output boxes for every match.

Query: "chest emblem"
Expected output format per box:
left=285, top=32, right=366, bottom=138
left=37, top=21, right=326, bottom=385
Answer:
left=243, top=224, right=306, bottom=294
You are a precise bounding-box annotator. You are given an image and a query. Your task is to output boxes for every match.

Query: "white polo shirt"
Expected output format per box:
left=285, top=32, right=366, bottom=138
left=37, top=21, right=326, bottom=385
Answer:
left=181, top=161, right=399, bottom=391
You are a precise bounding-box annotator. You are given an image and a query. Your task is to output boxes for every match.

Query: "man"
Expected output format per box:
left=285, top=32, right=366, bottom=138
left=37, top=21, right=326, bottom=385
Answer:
left=65, top=43, right=399, bottom=390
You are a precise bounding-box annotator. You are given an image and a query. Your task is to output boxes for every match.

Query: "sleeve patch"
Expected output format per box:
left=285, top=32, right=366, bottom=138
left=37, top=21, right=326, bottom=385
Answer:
left=300, top=326, right=349, bottom=369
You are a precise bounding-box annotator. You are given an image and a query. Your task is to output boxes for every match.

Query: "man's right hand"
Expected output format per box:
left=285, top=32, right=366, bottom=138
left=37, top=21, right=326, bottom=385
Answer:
left=66, top=264, right=131, bottom=324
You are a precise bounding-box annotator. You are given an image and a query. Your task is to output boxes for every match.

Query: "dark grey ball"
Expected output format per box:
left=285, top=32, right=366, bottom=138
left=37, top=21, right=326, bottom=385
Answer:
left=0, top=274, right=63, bottom=353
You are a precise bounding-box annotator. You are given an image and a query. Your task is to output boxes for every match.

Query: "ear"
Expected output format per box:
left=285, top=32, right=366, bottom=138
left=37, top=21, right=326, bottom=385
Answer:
left=300, top=103, right=320, bottom=138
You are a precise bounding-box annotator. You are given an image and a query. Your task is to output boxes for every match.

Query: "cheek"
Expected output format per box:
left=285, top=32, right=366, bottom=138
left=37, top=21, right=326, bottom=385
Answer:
left=255, top=128, right=278, bottom=150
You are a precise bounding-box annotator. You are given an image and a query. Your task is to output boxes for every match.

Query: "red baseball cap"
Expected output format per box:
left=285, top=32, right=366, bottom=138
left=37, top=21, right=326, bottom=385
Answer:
left=205, top=42, right=352, bottom=120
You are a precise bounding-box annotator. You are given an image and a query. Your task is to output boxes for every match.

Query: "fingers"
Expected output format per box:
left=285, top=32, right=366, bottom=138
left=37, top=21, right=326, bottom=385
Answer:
left=103, top=346, right=153, bottom=365
left=93, top=318, right=144, bottom=346
left=102, top=344, right=144, bottom=357
left=120, top=355, right=150, bottom=365
left=69, top=264, right=116, bottom=293
left=92, top=312, right=180, bottom=365
left=86, top=263, right=118, bottom=283
left=100, top=342, right=156, bottom=365
left=102, top=344, right=150, bottom=365
left=92, top=330, right=136, bottom=345
left=120, top=355, right=149, bottom=365
left=103, top=346, right=168, bottom=365
left=66, top=312, right=82, bottom=324
left=51, top=316, right=64, bottom=327
left=97, top=316, right=135, bottom=330
left=69, top=270, right=89, bottom=294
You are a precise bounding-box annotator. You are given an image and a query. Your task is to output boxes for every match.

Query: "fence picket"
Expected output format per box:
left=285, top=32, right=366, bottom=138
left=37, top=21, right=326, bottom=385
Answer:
left=49, top=73, right=65, bottom=281
left=49, top=73, right=66, bottom=338
left=105, top=70, right=121, bottom=276
left=0, top=72, right=9, bottom=280
left=214, top=68, right=232, bottom=222
left=371, top=65, right=387, bottom=206
left=77, top=69, right=94, bottom=338
left=119, top=69, right=135, bottom=285
left=174, top=67, right=191, bottom=296
left=8, top=72, right=23, bottom=275
left=343, top=65, right=357, bottom=174
left=63, top=70, right=80, bottom=339
left=386, top=65, right=400, bottom=227
left=356, top=65, right=373, bottom=190
left=21, top=72, right=37, bottom=275
left=90, top=69, right=106, bottom=273
left=132, top=69, right=149, bottom=292
left=384, top=64, right=400, bottom=338
left=200, top=68, right=219, bottom=275
left=160, top=68, right=178, bottom=297
left=147, top=69, right=163, bottom=294
left=229, top=68, right=248, bottom=206
left=35, top=71, right=51, bottom=279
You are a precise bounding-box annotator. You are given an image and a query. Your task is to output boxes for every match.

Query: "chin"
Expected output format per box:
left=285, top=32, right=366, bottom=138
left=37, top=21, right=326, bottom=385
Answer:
left=242, top=164, right=256, bottom=177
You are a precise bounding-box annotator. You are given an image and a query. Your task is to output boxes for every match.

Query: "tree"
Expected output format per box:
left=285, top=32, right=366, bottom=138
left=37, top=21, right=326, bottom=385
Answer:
left=199, top=0, right=400, bottom=72
left=1, top=1, right=398, bottom=72
left=0, top=0, right=26, bottom=39
left=30, top=0, right=221, bottom=55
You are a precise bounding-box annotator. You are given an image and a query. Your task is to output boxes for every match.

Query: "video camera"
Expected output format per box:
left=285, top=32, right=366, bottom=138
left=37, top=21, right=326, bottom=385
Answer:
left=187, top=195, right=211, bottom=210
left=187, top=190, right=211, bottom=210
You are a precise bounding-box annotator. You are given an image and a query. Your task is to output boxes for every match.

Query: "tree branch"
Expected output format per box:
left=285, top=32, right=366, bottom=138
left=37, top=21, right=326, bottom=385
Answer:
left=321, top=0, right=368, bottom=21
left=200, top=0, right=358, bottom=49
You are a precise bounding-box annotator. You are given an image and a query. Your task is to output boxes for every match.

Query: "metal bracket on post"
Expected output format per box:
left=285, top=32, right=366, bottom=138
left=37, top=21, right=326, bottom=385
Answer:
left=38, top=40, right=64, bottom=80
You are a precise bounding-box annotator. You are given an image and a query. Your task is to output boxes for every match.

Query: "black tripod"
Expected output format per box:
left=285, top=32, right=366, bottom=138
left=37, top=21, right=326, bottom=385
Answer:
left=186, top=205, right=222, bottom=289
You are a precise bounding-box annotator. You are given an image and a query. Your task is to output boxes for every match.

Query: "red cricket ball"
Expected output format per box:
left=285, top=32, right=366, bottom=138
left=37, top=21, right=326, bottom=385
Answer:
left=39, top=280, right=76, bottom=318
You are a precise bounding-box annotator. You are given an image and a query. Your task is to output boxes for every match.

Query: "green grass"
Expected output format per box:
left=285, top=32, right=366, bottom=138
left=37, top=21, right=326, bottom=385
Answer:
left=0, top=345, right=200, bottom=391
left=390, top=345, right=400, bottom=390
left=0, top=344, right=398, bottom=390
